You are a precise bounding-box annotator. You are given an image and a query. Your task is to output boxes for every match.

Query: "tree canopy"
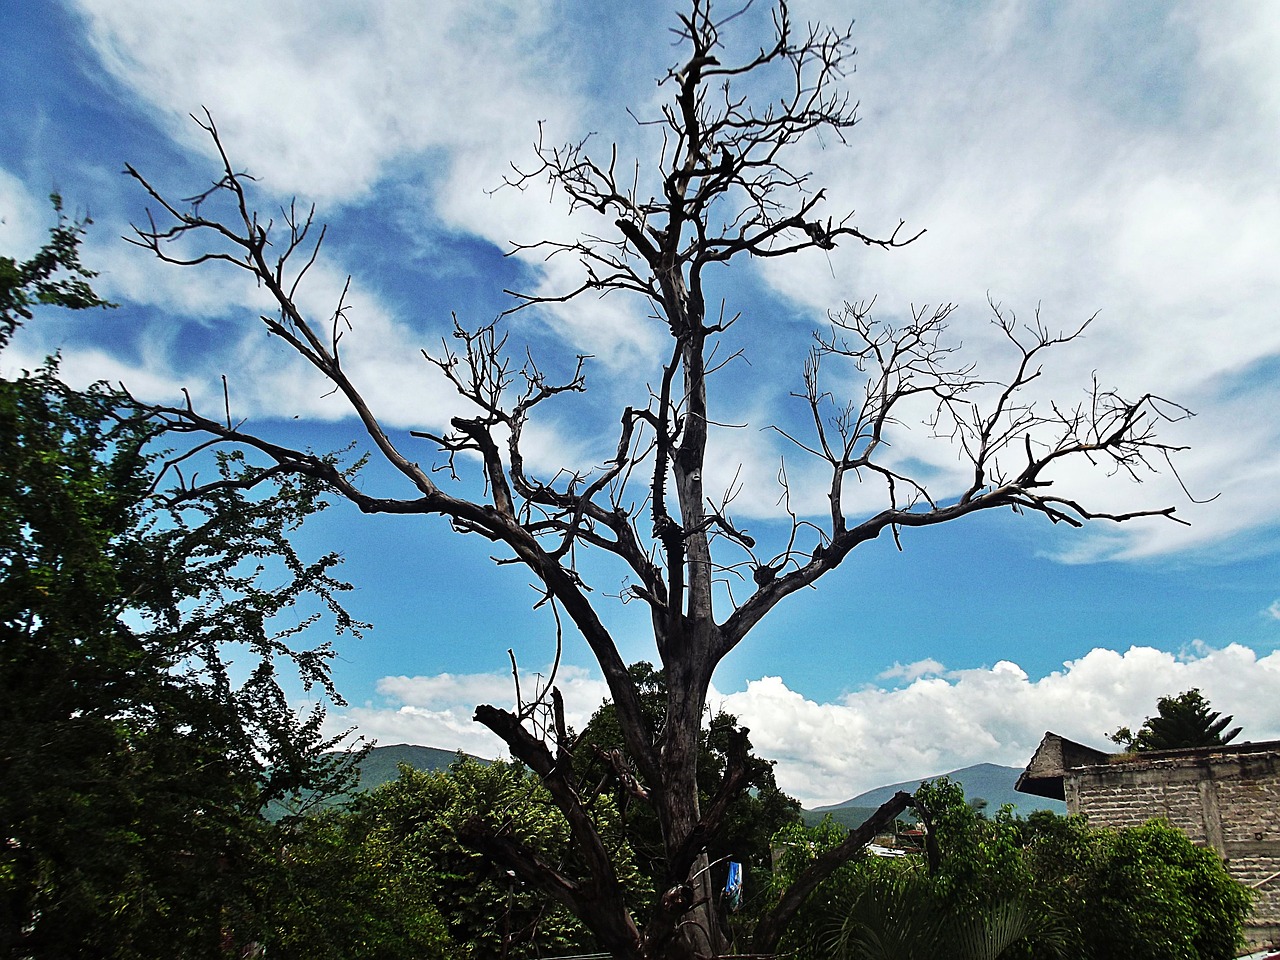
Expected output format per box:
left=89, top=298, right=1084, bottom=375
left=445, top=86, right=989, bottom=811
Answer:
left=1109, top=689, right=1242, bottom=752
left=267, top=756, right=651, bottom=960
left=571, top=662, right=802, bottom=923
left=0, top=200, right=364, bottom=958
left=0, top=195, right=111, bottom=350
left=774, top=778, right=1251, bottom=960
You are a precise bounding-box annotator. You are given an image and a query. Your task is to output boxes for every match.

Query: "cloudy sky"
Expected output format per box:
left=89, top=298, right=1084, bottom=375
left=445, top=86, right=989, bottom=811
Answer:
left=5, top=1, right=1280, bottom=806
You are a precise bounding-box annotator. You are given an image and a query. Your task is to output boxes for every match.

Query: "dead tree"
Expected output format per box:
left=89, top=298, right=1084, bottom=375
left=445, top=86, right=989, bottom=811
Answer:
left=122, top=2, right=1188, bottom=957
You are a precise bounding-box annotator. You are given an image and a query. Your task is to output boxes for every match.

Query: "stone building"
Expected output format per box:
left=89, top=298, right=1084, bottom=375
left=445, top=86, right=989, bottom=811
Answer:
left=1016, top=732, right=1280, bottom=950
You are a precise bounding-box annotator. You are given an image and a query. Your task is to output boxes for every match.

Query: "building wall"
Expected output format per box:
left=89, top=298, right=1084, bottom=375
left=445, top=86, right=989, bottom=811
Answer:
left=1066, top=747, right=1280, bottom=949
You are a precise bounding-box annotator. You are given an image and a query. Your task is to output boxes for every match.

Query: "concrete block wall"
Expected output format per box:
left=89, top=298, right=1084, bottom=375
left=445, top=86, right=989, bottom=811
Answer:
left=1067, top=747, right=1280, bottom=950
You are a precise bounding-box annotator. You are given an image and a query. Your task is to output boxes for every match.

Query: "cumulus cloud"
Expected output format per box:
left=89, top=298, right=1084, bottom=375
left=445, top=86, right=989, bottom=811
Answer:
left=328, top=642, right=1280, bottom=808
left=718, top=643, right=1280, bottom=806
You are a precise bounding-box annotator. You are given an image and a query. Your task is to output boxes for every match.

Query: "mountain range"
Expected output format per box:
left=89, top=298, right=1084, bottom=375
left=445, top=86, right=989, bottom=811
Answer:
left=336, top=747, right=1063, bottom=828
left=801, top=761, right=1065, bottom=828
left=267, top=744, right=485, bottom=819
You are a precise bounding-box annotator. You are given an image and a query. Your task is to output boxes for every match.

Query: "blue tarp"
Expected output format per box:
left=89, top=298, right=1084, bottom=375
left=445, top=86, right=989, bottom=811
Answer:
left=724, top=861, right=743, bottom=912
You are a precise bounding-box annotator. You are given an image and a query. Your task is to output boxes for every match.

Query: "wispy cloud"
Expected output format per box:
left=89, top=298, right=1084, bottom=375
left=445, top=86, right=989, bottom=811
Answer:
left=74, top=1, right=568, bottom=206
left=762, top=0, right=1280, bottom=559
left=24, top=0, right=1277, bottom=561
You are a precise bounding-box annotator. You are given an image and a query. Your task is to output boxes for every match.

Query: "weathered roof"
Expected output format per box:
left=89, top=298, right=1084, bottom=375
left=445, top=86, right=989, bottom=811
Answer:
left=1014, top=731, right=1111, bottom=801
left=1015, top=731, right=1280, bottom=800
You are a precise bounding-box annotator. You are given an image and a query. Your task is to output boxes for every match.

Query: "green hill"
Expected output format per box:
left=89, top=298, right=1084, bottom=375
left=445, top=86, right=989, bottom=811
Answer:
left=353, top=743, right=488, bottom=792
left=800, top=805, right=880, bottom=829
left=268, top=743, right=490, bottom=819
left=281, top=751, right=1061, bottom=829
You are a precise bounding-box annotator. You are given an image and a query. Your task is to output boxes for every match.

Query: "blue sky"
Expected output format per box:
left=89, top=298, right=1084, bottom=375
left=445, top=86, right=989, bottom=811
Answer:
left=4, top=0, right=1280, bottom=805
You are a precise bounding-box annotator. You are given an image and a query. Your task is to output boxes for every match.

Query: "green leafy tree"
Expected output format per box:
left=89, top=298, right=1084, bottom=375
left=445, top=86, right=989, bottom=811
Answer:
left=913, top=778, right=1032, bottom=912
left=264, top=806, right=456, bottom=960
left=767, top=817, right=885, bottom=959
left=1027, top=816, right=1251, bottom=960
left=1109, top=689, right=1242, bottom=752
left=1, top=201, right=364, bottom=958
left=269, top=758, right=649, bottom=959
left=767, top=817, right=972, bottom=960
left=0, top=194, right=112, bottom=349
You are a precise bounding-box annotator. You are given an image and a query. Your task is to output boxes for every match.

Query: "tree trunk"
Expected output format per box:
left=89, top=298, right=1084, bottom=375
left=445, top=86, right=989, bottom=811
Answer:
left=656, top=664, right=722, bottom=959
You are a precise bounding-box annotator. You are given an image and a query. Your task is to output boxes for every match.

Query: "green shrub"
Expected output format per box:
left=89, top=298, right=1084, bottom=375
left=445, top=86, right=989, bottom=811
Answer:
left=774, top=782, right=1251, bottom=960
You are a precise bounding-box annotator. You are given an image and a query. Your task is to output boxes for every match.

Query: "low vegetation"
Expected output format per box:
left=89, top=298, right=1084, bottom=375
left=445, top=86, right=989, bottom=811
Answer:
left=774, top=777, right=1252, bottom=960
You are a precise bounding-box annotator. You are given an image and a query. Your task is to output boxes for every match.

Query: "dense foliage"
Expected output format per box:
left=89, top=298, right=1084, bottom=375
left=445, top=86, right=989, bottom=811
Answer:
left=774, top=778, right=1251, bottom=960
left=267, top=757, right=649, bottom=960
left=1027, top=813, right=1253, bottom=960
left=1110, top=689, right=1242, bottom=752
left=1, top=201, right=364, bottom=958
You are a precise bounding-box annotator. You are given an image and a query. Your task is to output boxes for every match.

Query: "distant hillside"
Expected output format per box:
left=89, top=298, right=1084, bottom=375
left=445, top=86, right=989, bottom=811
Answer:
left=281, top=751, right=1063, bottom=829
left=268, top=743, right=490, bottom=819
left=353, top=743, right=488, bottom=793
left=803, top=762, right=1064, bottom=827
left=800, top=805, right=880, bottom=829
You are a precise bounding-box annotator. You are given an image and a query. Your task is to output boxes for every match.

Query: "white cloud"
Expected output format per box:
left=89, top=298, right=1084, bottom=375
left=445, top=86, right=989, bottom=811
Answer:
left=719, top=643, right=1280, bottom=806
left=73, top=1, right=568, bottom=206
left=510, top=257, right=664, bottom=372
left=46, top=0, right=1280, bottom=560
left=878, top=659, right=946, bottom=683
left=329, top=642, right=1280, bottom=808
left=9, top=238, right=476, bottom=434
left=0, top=167, right=48, bottom=258
left=73, top=0, right=665, bottom=363
left=336, top=701, right=504, bottom=759
left=1266, top=600, right=1280, bottom=622
left=62, top=0, right=670, bottom=444
left=0, top=341, right=188, bottom=402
